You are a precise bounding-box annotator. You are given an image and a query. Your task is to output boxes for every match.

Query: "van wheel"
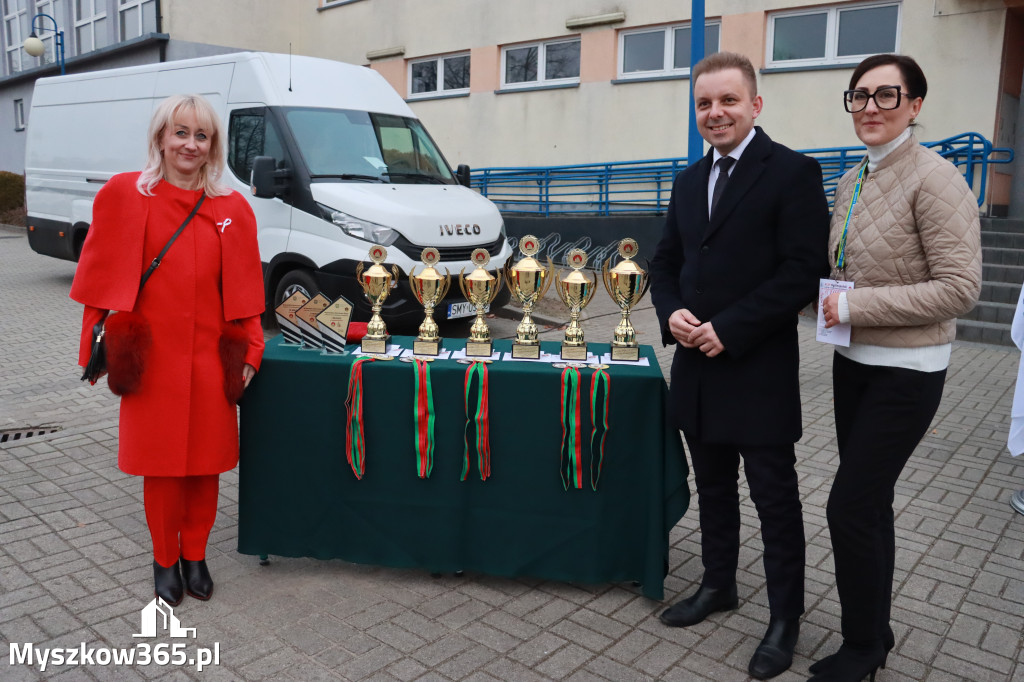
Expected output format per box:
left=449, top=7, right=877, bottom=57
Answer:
left=275, top=269, right=318, bottom=306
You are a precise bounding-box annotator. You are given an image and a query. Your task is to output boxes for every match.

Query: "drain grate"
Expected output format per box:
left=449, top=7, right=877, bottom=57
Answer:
left=0, top=426, right=63, bottom=443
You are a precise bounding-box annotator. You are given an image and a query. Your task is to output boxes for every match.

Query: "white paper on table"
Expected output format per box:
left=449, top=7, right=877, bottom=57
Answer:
left=816, top=278, right=854, bottom=347
left=450, top=348, right=502, bottom=361
left=599, top=353, right=651, bottom=367
left=399, top=348, right=453, bottom=360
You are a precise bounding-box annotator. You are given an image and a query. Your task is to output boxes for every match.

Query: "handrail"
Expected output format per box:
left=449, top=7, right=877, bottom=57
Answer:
left=472, top=132, right=1014, bottom=214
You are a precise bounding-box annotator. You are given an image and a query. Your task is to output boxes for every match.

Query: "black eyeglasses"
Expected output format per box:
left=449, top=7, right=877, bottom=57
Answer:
left=843, top=85, right=912, bottom=113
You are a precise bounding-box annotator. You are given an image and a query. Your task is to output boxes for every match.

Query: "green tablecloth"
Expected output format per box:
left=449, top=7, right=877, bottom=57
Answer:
left=238, top=336, right=689, bottom=600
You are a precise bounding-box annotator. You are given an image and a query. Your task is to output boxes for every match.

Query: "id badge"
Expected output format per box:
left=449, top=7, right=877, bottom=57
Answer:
left=817, top=278, right=854, bottom=347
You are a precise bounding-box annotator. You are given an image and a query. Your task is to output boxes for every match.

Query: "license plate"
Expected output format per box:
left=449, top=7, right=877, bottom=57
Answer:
left=448, top=301, right=487, bottom=319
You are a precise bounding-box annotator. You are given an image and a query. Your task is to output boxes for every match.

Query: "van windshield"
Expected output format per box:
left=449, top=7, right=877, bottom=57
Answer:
left=285, top=108, right=456, bottom=184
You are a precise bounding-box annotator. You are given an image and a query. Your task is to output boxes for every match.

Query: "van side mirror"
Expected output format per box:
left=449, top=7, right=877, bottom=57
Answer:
left=456, top=164, right=472, bottom=188
left=250, top=156, right=290, bottom=198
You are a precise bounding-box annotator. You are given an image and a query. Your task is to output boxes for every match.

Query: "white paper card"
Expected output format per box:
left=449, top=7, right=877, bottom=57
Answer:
left=450, top=348, right=502, bottom=361
left=817, top=278, right=854, bottom=347
left=400, top=348, right=453, bottom=360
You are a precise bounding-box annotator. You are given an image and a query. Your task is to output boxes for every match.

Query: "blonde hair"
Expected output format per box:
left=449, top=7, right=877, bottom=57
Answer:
left=136, top=94, right=229, bottom=197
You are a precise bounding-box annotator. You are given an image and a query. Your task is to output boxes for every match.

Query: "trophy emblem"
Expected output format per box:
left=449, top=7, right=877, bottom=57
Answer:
left=504, top=235, right=553, bottom=359
left=409, top=247, right=451, bottom=356
left=355, top=245, right=399, bottom=355
left=458, top=248, right=503, bottom=357
left=602, top=238, right=651, bottom=362
left=555, top=248, right=597, bottom=361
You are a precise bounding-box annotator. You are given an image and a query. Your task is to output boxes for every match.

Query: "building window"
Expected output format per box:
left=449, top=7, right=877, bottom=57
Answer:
left=501, top=37, right=580, bottom=89
left=14, top=98, right=25, bottom=130
left=118, top=0, right=156, bottom=40
left=3, top=0, right=29, bottom=74
left=74, top=0, right=107, bottom=55
left=619, top=22, right=721, bottom=79
left=767, top=2, right=900, bottom=68
left=408, top=53, right=470, bottom=98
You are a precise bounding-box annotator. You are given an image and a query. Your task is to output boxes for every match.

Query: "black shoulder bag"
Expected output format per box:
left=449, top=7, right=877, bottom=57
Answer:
left=81, top=192, right=207, bottom=391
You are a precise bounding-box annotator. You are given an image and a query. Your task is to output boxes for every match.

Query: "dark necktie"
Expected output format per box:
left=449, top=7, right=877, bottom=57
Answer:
left=710, top=156, right=735, bottom=218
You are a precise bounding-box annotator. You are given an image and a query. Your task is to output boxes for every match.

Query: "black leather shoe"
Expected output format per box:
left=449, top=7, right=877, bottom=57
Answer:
left=659, top=584, right=738, bottom=627
left=809, top=624, right=894, bottom=675
left=180, top=558, right=214, bottom=601
left=153, top=560, right=183, bottom=606
left=747, top=617, right=799, bottom=679
left=807, top=641, right=886, bottom=682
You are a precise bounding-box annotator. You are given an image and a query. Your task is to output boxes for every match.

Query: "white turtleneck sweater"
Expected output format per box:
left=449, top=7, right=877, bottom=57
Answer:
left=835, top=127, right=952, bottom=373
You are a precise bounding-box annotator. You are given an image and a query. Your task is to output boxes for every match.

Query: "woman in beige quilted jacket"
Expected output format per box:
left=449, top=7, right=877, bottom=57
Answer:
left=814, top=55, right=981, bottom=682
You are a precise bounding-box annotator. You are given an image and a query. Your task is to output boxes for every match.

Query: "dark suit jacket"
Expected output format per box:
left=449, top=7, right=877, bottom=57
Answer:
left=650, top=127, right=829, bottom=445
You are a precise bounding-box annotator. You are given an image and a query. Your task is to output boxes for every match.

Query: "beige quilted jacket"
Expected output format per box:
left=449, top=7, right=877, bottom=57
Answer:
left=828, top=135, right=982, bottom=347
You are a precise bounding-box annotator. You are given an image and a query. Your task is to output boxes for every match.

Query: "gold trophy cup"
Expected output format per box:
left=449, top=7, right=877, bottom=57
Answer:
left=555, top=248, right=597, bottom=361
left=355, top=245, right=399, bottom=355
left=504, top=235, right=554, bottom=359
left=409, top=247, right=451, bottom=356
left=602, top=238, right=651, bottom=362
left=459, top=248, right=503, bottom=357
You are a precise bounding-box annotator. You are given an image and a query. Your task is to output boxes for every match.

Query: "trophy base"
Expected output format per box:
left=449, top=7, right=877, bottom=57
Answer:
left=561, top=343, right=588, bottom=361
left=512, top=343, right=540, bottom=360
left=361, top=337, right=389, bottom=355
left=610, top=345, right=640, bottom=362
left=413, top=339, right=440, bottom=356
left=465, top=340, right=493, bottom=357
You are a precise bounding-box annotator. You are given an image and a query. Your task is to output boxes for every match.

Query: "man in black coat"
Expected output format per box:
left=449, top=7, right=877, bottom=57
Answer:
left=650, top=52, right=829, bottom=680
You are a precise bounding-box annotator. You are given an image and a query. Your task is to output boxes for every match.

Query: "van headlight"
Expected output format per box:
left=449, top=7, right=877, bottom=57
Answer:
left=318, top=204, right=399, bottom=246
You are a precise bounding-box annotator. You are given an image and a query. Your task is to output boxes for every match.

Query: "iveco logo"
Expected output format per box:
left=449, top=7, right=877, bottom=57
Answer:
left=440, top=224, right=481, bottom=236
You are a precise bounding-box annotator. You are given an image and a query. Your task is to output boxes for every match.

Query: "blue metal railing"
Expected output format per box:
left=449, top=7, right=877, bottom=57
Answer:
left=471, top=132, right=1014, bottom=215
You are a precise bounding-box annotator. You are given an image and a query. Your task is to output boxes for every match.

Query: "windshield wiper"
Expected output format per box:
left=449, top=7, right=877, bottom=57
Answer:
left=309, top=173, right=386, bottom=182
left=385, top=172, right=449, bottom=185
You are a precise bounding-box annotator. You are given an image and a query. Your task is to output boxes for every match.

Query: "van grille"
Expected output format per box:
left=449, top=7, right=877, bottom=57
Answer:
left=391, top=235, right=506, bottom=263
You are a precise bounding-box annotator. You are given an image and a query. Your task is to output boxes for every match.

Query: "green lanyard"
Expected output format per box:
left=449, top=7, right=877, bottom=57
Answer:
left=835, top=163, right=866, bottom=271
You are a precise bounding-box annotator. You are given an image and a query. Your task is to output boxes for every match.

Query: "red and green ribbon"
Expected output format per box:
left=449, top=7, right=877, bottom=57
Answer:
left=590, top=367, right=611, bottom=491
left=345, top=357, right=373, bottom=479
left=413, top=359, right=435, bottom=478
left=462, top=361, right=491, bottom=481
left=560, top=366, right=583, bottom=490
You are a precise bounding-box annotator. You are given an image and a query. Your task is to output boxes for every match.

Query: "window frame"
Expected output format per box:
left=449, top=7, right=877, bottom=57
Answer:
left=3, top=0, right=29, bottom=75
left=117, top=0, right=156, bottom=41
left=73, top=0, right=107, bottom=56
left=766, top=1, right=901, bottom=69
left=499, top=36, right=581, bottom=90
left=617, top=21, right=722, bottom=80
left=407, top=51, right=471, bottom=99
left=14, top=97, right=25, bottom=130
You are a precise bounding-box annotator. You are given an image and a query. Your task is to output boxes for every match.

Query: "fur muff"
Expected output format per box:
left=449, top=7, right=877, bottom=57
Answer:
left=104, top=312, right=152, bottom=396
left=219, top=323, right=249, bottom=405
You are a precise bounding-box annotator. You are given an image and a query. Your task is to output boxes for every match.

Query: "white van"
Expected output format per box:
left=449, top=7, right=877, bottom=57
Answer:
left=24, top=51, right=511, bottom=322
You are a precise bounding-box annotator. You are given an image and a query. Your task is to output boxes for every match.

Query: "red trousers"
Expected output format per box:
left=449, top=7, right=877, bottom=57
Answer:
left=144, top=475, right=219, bottom=568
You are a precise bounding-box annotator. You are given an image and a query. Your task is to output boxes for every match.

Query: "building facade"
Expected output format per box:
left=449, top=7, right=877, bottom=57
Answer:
left=2, top=0, right=1023, bottom=214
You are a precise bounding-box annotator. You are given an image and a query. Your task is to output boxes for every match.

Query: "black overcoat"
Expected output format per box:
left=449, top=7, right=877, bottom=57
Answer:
left=650, top=127, right=830, bottom=445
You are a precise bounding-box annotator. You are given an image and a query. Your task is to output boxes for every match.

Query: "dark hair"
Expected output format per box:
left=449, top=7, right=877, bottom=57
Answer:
left=848, top=54, right=927, bottom=101
left=692, top=51, right=757, bottom=97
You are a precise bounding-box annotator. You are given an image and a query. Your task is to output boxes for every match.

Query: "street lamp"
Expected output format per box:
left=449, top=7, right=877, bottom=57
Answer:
left=22, top=13, right=65, bottom=75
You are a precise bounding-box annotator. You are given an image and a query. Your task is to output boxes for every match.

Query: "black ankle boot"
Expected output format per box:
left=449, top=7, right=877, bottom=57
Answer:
left=153, top=560, right=183, bottom=606
left=807, top=641, right=887, bottom=682
left=180, top=558, right=214, bottom=600
left=809, top=624, right=894, bottom=675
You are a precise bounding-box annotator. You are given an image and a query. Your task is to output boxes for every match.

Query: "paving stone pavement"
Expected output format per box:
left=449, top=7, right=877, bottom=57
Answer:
left=2, top=223, right=1024, bottom=681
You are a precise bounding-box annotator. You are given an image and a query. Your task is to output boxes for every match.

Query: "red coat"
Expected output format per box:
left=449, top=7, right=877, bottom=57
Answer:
left=71, top=173, right=265, bottom=476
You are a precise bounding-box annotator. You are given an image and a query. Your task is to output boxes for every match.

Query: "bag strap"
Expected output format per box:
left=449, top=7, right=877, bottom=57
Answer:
left=138, top=192, right=207, bottom=292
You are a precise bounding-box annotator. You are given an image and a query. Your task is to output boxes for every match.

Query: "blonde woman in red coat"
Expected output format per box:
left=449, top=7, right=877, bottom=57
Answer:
left=70, top=94, right=265, bottom=606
